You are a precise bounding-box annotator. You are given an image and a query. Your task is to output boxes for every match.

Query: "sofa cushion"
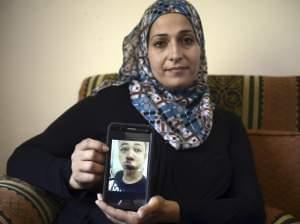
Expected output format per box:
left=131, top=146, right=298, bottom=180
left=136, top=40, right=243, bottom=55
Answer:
left=79, top=74, right=300, bottom=132
left=208, top=75, right=300, bottom=131
left=248, top=130, right=300, bottom=219
left=0, top=176, right=62, bottom=224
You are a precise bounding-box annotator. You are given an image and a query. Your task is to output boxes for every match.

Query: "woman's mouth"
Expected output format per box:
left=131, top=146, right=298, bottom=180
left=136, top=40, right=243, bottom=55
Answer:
left=166, top=66, right=189, bottom=71
left=165, top=66, right=189, bottom=75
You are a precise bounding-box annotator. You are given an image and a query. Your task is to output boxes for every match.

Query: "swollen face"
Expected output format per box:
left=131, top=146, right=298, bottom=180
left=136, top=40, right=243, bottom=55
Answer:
left=148, top=13, right=201, bottom=90
left=118, top=141, right=146, bottom=171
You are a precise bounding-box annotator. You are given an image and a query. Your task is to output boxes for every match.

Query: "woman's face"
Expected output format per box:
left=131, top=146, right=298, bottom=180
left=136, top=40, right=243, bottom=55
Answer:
left=148, top=13, right=201, bottom=90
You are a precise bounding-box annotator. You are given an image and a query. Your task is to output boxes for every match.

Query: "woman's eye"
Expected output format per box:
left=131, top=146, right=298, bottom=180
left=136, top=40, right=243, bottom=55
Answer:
left=153, top=40, right=167, bottom=49
left=182, top=37, right=195, bottom=46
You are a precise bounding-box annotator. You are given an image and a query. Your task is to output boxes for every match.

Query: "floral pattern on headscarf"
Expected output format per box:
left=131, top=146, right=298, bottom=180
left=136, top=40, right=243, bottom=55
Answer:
left=94, top=0, right=214, bottom=150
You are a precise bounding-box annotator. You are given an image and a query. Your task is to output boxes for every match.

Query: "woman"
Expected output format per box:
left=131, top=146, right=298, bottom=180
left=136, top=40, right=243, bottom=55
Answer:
left=7, top=0, right=265, bottom=223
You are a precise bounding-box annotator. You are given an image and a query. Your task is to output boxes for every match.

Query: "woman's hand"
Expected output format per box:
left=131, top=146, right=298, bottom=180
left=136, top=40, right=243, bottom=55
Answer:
left=95, top=194, right=180, bottom=224
left=69, top=138, right=109, bottom=190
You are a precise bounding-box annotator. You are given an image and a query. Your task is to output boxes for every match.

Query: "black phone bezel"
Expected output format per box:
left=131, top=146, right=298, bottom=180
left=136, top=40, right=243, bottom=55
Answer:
left=102, top=122, right=153, bottom=211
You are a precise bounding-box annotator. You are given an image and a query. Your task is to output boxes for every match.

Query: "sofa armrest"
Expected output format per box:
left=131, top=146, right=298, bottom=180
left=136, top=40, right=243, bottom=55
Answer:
left=265, top=206, right=300, bottom=224
left=0, top=175, right=62, bottom=224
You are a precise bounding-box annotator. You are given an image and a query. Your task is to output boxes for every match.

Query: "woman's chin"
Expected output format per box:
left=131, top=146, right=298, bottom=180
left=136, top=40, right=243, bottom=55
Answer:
left=156, top=75, right=197, bottom=91
left=164, top=81, right=195, bottom=91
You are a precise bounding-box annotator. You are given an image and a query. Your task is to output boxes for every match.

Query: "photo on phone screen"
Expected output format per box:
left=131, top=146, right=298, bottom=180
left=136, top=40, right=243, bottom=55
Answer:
left=103, top=123, right=153, bottom=211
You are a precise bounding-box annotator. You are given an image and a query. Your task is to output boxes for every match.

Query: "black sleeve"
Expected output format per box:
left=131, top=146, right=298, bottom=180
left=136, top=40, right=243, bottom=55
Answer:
left=6, top=95, right=106, bottom=199
left=179, top=113, right=265, bottom=224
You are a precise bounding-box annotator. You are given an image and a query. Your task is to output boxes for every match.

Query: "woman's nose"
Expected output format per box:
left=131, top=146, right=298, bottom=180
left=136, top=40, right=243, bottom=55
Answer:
left=168, top=41, right=183, bottom=63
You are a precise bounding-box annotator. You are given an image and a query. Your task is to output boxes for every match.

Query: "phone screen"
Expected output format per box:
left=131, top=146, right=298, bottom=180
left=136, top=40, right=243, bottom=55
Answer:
left=103, top=123, right=152, bottom=211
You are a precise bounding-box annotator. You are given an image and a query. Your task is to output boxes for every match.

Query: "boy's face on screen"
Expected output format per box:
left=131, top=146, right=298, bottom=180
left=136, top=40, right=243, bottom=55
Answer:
left=118, top=141, right=146, bottom=171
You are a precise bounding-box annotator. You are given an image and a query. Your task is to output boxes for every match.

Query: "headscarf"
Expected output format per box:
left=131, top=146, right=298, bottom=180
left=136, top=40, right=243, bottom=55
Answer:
left=94, top=0, right=214, bottom=150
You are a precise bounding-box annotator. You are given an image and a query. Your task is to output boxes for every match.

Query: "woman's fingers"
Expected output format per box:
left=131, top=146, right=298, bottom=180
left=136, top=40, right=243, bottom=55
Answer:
left=69, top=162, right=103, bottom=189
left=78, top=161, right=104, bottom=174
left=69, top=138, right=109, bottom=190
left=73, top=138, right=108, bottom=163
left=76, top=138, right=109, bottom=153
left=79, top=149, right=106, bottom=163
left=95, top=194, right=168, bottom=224
left=96, top=199, right=129, bottom=223
left=72, top=171, right=102, bottom=184
left=138, top=196, right=163, bottom=218
left=96, top=194, right=140, bottom=224
left=139, top=196, right=180, bottom=223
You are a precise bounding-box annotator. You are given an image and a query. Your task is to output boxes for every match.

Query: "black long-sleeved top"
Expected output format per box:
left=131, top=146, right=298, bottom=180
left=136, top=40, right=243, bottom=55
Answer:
left=7, top=83, right=265, bottom=224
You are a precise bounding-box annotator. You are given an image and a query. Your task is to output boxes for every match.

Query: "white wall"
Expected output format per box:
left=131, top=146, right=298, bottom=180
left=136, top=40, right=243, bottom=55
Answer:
left=1, top=0, right=300, bottom=174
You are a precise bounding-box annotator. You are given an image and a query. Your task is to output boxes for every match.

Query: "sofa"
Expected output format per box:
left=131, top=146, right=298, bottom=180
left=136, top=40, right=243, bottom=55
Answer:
left=1, top=74, right=299, bottom=224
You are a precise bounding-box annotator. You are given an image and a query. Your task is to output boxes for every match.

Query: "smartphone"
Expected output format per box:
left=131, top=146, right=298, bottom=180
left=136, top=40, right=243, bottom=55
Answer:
left=102, top=122, right=153, bottom=211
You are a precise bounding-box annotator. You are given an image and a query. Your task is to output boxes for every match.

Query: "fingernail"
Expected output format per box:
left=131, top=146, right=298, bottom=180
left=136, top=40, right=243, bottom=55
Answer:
left=95, top=200, right=102, bottom=207
left=103, top=145, right=109, bottom=151
left=137, top=206, right=145, bottom=217
left=97, top=193, right=103, bottom=200
left=138, top=210, right=144, bottom=218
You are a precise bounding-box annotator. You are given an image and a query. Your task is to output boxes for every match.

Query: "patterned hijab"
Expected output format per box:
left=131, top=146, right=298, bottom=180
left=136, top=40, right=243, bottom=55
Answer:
left=95, top=0, right=214, bottom=150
